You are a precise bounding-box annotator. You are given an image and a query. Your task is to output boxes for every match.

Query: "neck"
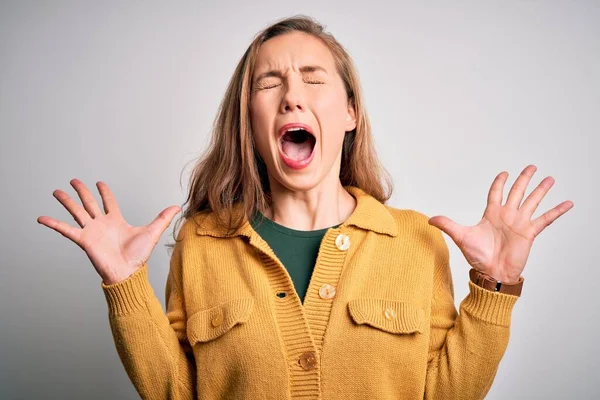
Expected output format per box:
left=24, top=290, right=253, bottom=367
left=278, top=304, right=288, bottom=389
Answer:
left=265, top=178, right=356, bottom=231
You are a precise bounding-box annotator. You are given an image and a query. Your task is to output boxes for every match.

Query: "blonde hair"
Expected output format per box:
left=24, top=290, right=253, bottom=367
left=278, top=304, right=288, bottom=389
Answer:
left=167, top=15, right=393, bottom=248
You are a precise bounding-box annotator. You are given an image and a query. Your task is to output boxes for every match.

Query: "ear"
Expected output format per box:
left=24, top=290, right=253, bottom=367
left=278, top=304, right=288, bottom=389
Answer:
left=345, top=99, right=357, bottom=132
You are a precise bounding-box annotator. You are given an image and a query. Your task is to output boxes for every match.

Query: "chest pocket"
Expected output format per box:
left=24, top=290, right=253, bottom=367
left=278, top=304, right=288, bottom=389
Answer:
left=347, top=298, right=425, bottom=334
left=186, top=297, right=254, bottom=345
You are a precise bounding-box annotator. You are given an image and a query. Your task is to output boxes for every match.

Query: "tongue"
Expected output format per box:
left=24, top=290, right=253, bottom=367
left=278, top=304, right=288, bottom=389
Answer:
left=282, top=140, right=313, bottom=161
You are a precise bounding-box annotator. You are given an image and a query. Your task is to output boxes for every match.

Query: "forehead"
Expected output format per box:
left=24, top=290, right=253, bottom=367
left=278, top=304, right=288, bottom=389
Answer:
left=254, top=31, right=336, bottom=75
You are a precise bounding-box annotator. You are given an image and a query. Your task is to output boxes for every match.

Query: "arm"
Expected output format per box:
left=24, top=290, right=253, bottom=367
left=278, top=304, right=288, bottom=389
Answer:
left=101, top=238, right=196, bottom=400
left=424, top=228, right=520, bottom=400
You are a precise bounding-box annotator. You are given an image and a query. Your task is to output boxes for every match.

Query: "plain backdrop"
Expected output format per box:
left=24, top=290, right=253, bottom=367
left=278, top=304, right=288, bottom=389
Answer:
left=1, top=1, right=597, bottom=399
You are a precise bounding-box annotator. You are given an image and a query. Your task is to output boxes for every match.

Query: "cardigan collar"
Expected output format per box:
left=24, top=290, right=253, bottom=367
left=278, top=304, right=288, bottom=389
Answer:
left=193, top=185, right=398, bottom=238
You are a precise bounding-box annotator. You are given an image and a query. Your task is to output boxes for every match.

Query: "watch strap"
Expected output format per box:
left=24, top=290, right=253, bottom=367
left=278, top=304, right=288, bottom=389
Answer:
left=469, top=268, right=524, bottom=297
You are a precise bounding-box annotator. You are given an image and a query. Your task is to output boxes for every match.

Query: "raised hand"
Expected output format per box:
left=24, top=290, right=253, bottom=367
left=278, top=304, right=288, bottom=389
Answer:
left=37, top=179, right=181, bottom=285
left=427, top=165, right=574, bottom=284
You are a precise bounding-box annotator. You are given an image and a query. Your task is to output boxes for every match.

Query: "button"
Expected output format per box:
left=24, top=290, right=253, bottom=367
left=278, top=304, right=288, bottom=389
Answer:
left=335, top=234, right=350, bottom=251
left=319, top=283, right=336, bottom=299
left=384, top=307, right=396, bottom=320
left=211, top=313, right=223, bottom=327
left=298, top=351, right=317, bottom=370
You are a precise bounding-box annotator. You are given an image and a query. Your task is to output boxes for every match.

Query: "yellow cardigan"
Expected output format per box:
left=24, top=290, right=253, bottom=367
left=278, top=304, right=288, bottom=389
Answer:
left=101, top=186, right=520, bottom=399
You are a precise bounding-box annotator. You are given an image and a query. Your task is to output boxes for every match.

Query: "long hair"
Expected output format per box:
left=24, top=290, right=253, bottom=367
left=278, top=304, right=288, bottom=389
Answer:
left=167, top=15, right=393, bottom=249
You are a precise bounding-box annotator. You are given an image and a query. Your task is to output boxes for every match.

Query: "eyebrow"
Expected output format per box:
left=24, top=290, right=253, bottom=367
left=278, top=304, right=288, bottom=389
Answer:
left=253, top=65, right=328, bottom=83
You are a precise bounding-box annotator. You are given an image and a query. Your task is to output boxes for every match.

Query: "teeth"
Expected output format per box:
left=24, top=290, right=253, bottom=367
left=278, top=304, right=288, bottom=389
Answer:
left=283, top=127, right=314, bottom=136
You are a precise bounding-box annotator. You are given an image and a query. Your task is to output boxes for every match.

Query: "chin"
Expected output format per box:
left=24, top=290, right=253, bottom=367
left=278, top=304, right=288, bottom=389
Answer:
left=273, top=165, right=341, bottom=195
left=271, top=169, right=325, bottom=193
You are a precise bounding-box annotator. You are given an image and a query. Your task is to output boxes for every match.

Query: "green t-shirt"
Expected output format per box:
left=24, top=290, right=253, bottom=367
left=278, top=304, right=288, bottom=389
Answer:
left=249, top=210, right=341, bottom=304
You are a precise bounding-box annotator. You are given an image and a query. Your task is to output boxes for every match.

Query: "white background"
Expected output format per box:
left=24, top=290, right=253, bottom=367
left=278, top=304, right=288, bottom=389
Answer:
left=1, top=1, right=597, bottom=398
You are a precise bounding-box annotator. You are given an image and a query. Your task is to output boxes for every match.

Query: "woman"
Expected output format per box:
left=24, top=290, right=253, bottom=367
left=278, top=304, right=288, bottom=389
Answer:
left=37, top=15, right=573, bottom=400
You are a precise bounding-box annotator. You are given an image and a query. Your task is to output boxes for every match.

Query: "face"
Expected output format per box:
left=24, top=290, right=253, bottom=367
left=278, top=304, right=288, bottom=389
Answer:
left=250, top=31, right=356, bottom=193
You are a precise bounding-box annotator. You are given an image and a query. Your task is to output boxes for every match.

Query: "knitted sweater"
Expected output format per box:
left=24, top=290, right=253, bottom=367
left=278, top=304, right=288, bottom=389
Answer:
left=249, top=209, right=340, bottom=304
left=101, top=186, right=520, bottom=399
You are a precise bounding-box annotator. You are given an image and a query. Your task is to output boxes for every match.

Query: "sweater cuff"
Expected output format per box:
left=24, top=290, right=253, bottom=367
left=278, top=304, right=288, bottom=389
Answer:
left=101, top=263, right=154, bottom=316
left=460, top=280, right=520, bottom=327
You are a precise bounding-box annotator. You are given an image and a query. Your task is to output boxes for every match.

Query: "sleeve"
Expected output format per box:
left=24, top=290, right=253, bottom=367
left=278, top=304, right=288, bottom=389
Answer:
left=424, top=227, right=520, bottom=400
left=101, top=234, right=197, bottom=400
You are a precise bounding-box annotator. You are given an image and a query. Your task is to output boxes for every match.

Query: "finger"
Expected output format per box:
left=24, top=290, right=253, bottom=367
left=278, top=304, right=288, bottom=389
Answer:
left=70, top=178, right=104, bottom=219
left=146, top=206, right=181, bottom=243
left=428, top=215, right=466, bottom=247
left=505, top=164, right=537, bottom=209
left=97, top=181, right=122, bottom=217
left=519, top=176, right=555, bottom=219
left=487, top=171, right=509, bottom=206
left=52, top=189, right=92, bottom=228
left=37, top=216, right=82, bottom=246
left=531, top=201, right=574, bottom=236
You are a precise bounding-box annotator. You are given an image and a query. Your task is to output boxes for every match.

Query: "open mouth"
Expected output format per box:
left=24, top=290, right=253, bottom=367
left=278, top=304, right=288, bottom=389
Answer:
left=279, top=127, right=317, bottom=162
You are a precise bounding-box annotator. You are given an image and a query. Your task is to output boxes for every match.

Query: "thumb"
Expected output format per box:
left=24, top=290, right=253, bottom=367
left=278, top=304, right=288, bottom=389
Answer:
left=428, top=215, right=465, bottom=245
left=147, top=206, right=181, bottom=241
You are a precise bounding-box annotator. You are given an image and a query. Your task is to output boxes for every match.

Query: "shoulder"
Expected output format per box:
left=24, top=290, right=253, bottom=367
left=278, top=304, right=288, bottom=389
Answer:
left=166, top=213, right=225, bottom=269
left=172, top=209, right=248, bottom=251
left=383, top=205, right=433, bottom=231
left=169, top=214, right=206, bottom=247
left=384, top=205, right=428, bottom=224
left=383, top=205, right=447, bottom=248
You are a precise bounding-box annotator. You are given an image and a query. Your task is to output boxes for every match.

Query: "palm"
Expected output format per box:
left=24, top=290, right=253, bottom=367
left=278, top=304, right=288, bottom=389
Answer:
left=429, top=165, right=573, bottom=284
left=79, top=214, right=157, bottom=283
left=456, top=205, right=535, bottom=283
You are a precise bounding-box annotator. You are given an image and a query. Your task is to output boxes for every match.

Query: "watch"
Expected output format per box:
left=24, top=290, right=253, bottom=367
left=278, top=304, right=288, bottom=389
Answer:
left=469, top=268, right=524, bottom=297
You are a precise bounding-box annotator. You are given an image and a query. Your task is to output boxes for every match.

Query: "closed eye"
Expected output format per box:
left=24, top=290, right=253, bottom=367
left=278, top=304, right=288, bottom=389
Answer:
left=255, top=79, right=323, bottom=91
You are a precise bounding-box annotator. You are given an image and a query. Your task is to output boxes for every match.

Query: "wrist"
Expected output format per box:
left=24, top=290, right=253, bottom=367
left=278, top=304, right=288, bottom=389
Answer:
left=487, top=271, right=522, bottom=285
left=469, top=268, right=524, bottom=297
left=502, top=277, right=522, bottom=285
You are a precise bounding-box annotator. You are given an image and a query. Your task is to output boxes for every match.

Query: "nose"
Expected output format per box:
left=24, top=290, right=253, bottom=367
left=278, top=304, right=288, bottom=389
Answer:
left=280, top=78, right=305, bottom=114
